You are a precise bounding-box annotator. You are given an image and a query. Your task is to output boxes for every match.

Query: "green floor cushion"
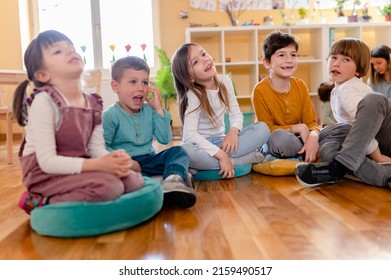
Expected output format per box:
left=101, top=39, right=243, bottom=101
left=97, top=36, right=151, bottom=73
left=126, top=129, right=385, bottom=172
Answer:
left=193, top=163, right=252, bottom=181
left=252, top=159, right=299, bottom=176
left=30, top=176, right=163, bottom=238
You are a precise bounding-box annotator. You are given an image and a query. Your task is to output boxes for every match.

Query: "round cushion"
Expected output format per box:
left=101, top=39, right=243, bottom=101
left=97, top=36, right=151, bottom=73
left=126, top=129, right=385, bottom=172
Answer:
left=30, top=176, right=163, bottom=238
left=224, top=111, right=254, bottom=133
left=193, top=163, right=252, bottom=181
left=252, top=159, right=299, bottom=176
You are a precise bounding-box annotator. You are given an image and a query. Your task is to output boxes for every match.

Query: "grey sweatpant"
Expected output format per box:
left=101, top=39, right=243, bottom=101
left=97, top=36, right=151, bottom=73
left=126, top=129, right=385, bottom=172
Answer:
left=319, top=93, right=391, bottom=187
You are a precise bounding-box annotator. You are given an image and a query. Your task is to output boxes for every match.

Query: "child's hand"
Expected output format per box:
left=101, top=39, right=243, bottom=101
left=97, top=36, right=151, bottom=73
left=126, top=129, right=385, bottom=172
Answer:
left=292, top=123, right=310, bottom=142
left=130, top=158, right=141, bottom=172
left=215, top=150, right=235, bottom=178
left=298, top=131, right=319, bottom=162
left=370, top=147, right=391, bottom=163
left=100, top=150, right=133, bottom=178
left=220, top=128, right=239, bottom=156
left=146, top=86, right=164, bottom=116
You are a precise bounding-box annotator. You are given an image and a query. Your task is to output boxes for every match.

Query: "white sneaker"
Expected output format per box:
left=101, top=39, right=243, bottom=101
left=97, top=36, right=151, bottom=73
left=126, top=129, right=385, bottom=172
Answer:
left=162, top=174, right=196, bottom=208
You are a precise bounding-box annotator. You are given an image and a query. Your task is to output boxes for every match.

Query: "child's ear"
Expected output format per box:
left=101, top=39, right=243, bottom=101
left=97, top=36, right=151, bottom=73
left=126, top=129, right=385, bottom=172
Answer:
left=34, top=70, right=50, bottom=83
left=111, top=80, right=119, bottom=93
left=262, top=58, right=270, bottom=70
left=186, top=75, right=194, bottom=84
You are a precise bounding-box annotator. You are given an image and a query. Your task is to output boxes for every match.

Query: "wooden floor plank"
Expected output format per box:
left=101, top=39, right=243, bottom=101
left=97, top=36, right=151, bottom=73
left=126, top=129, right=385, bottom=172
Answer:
left=2, top=137, right=391, bottom=259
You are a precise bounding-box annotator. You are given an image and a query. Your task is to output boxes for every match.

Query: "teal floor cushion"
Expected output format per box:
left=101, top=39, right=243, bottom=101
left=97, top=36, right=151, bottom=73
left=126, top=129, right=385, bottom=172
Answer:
left=224, top=111, right=254, bottom=133
left=30, top=176, right=163, bottom=238
left=192, top=163, right=252, bottom=181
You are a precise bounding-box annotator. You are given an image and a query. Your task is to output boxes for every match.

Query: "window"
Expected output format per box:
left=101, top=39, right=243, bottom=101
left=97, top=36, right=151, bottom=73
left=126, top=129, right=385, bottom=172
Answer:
left=31, top=0, right=157, bottom=70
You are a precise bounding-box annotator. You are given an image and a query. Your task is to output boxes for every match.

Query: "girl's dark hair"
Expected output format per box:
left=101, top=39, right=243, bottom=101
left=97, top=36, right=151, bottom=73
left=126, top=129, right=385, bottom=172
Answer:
left=111, top=56, right=150, bottom=82
left=329, top=37, right=370, bottom=78
left=262, top=31, right=299, bottom=61
left=370, top=45, right=391, bottom=84
left=171, top=43, right=229, bottom=125
left=13, top=30, right=73, bottom=126
left=317, top=82, right=335, bottom=103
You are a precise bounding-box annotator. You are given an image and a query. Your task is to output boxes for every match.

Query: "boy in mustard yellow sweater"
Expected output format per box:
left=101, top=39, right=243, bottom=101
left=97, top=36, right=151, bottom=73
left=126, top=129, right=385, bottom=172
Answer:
left=251, top=31, right=320, bottom=163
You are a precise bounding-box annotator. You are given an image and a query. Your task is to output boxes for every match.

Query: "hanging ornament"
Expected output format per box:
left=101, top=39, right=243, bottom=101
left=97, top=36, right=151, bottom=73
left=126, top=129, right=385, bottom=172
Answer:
left=109, top=44, right=116, bottom=62
left=180, top=9, right=188, bottom=19
left=140, top=43, right=147, bottom=62
left=125, top=44, right=131, bottom=56
left=80, top=45, right=87, bottom=64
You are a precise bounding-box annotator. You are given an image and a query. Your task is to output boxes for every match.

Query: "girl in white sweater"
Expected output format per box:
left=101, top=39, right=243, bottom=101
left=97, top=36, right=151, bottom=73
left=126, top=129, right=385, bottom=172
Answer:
left=171, top=43, right=270, bottom=178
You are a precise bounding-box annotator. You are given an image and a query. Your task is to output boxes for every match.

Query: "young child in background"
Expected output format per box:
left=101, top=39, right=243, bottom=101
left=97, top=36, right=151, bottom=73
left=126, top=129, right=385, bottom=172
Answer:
left=368, top=45, right=391, bottom=99
left=252, top=31, right=320, bottom=163
left=317, top=81, right=336, bottom=127
left=13, top=30, right=144, bottom=214
left=296, top=37, right=391, bottom=188
left=103, top=56, right=196, bottom=208
left=171, top=43, right=270, bottom=179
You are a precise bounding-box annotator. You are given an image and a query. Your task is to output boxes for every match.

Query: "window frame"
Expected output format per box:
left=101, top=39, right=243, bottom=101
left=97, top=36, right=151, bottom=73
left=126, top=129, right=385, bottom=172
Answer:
left=27, top=0, right=161, bottom=75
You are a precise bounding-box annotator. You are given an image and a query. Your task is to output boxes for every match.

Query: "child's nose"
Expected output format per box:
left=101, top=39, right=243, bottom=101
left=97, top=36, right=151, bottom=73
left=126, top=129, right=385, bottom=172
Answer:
left=138, top=82, right=147, bottom=90
left=332, top=59, right=340, bottom=66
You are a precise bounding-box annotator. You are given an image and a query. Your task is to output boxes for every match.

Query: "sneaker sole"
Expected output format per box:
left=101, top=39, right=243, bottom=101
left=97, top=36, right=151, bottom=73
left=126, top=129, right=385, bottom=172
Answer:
left=163, top=191, right=196, bottom=208
left=295, top=163, right=336, bottom=188
left=295, top=174, right=335, bottom=188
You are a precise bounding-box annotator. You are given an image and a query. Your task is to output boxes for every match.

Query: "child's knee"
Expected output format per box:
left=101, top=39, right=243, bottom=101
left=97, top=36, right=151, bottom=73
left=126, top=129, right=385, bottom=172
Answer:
left=175, top=144, right=196, bottom=162
left=253, top=121, right=271, bottom=138
left=170, top=145, right=188, bottom=156
left=92, top=173, right=125, bottom=201
left=122, top=171, right=144, bottom=193
left=268, top=129, right=302, bottom=157
left=319, top=142, right=339, bottom=162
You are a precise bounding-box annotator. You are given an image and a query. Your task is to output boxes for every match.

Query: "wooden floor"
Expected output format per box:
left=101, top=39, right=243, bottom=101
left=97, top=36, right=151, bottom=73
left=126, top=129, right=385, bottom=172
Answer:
left=1, top=137, right=391, bottom=260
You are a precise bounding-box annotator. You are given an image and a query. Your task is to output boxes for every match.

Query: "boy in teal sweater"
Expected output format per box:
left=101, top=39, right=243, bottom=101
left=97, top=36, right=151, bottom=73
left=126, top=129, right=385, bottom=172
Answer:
left=103, top=56, right=196, bottom=208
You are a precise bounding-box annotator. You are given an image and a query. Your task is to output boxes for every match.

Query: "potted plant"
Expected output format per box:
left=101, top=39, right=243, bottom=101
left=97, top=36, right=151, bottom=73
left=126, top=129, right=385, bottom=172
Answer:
left=348, top=0, right=361, bottom=22
left=335, top=0, right=346, bottom=17
left=297, top=7, right=309, bottom=24
left=358, top=3, right=372, bottom=22
left=334, top=0, right=348, bottom=23
left=379, top=2, right=391, bottom=21
left=154, top=46, right=176, bottom=111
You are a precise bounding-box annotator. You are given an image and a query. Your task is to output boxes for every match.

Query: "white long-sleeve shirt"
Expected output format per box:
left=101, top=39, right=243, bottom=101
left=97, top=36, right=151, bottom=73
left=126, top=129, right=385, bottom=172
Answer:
left=182, top=74, right=243, bottom=156
left=330, top=76, right=377, bottom=154
left=23, top=91, right=108, bottom=174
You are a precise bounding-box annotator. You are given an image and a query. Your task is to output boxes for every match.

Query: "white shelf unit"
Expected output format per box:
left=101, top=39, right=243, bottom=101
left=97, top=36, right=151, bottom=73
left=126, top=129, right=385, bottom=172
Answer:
left=185, top=22, right=391, bottom=106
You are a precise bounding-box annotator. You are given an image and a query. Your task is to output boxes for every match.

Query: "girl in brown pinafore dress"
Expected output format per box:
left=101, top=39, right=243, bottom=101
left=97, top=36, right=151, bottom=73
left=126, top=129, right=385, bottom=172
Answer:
left=13, top=30, right=144, bottom=214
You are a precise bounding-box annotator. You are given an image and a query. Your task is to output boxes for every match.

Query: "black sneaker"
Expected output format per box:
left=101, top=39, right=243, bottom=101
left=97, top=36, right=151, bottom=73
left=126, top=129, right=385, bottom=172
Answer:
left=162, top=174, right=196, bottom=208
left=295, top=162, right=337, bottom=187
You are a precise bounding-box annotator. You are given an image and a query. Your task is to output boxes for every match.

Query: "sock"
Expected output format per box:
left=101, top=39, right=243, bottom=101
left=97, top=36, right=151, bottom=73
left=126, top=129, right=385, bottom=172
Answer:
left=232, top=149, right=264, bottom=165
left=330, top=160, right=350, bottom=180
left=164, top=174, right=183, bottom=182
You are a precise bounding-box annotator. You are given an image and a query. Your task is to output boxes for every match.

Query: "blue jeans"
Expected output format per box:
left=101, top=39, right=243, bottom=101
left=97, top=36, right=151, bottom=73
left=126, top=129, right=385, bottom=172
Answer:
left=133, top=146, right=189, bottom=181
left=181, top=122, right=270, bottom=170
left=319, top=93, right=391, bottom=187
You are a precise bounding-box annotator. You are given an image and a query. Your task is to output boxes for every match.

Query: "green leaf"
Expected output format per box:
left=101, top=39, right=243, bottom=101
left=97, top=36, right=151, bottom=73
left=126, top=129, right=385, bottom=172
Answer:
left=154, top=46, right=177, bottom=110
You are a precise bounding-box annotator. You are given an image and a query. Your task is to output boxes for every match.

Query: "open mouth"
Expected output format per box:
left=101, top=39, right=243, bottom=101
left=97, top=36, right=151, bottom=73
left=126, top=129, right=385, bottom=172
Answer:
left=331, top=70, right=341, bottom=75
left=133, top=95, right=144, bottom=104
left=205, top=64, right=212, bottom=71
